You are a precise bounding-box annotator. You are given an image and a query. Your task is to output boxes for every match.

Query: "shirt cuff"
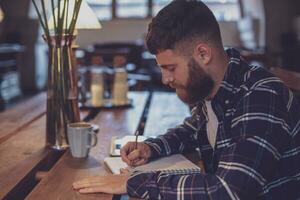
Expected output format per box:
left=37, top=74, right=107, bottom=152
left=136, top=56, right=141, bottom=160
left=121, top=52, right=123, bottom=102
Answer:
left=127, top=171, right=160, bottom=199
left=144, top=138, right=163, bottom=160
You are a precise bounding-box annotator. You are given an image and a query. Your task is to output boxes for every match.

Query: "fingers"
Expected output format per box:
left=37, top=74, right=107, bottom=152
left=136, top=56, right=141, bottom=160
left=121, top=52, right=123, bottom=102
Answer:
left=78, top=186, right=102, bottom=194
left=128, top=149, right=146, bottom=166
left=73, top=174, right=129, bottom=194
left=73, top=177, right=102, bottom=189
left=120, top=167, right=130, bottom=174
left=120, top=142, right=151, bottom=166
left=120, top=142, right=135, bottom=164
left=127, top=149, right=140, bottom=160
left=120, top=151, right=131, bottom=165
left=77, top=185, right=113, bottom=194
left=132, top=158, right=147, bottom=166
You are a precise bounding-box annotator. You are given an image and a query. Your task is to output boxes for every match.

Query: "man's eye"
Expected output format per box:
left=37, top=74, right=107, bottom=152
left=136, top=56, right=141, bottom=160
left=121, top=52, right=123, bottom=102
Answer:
left=168, top=67, right=175, bottom=72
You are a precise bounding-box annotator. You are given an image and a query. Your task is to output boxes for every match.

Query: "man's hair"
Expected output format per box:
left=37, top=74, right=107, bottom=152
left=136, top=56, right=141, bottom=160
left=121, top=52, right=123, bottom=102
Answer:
left=146, top=0, right=223, bottom=55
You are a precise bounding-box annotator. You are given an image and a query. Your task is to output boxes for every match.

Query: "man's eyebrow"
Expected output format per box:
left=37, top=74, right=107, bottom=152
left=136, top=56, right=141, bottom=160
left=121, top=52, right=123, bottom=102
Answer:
left=157, top=64, right=177, bottom=69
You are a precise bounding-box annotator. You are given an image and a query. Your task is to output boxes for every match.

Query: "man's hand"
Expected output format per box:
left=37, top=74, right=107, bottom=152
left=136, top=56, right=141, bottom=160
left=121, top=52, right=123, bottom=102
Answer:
left=120, top=142, right=152, bottom=166
left=73, top=173, right=129, bottom=194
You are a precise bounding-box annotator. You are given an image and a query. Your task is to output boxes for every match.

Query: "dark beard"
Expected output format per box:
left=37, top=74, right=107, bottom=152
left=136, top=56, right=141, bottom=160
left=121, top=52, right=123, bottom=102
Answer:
left=185, top=58, right=214, bottom=104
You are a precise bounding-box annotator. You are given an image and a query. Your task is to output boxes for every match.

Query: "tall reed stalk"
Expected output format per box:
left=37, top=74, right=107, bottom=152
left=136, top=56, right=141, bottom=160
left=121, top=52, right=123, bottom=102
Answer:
left=31, top=0, right=82, bottom=149
left=32, top=0, right=83, bottom=43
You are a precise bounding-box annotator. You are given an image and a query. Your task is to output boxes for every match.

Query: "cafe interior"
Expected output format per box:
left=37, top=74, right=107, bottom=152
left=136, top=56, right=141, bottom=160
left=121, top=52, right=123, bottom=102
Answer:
left=0, top=0, right=299, bottom=199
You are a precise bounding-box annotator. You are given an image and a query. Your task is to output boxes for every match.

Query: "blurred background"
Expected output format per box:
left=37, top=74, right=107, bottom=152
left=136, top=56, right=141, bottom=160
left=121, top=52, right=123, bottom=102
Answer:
left=0, top=0, right=299, bottom=110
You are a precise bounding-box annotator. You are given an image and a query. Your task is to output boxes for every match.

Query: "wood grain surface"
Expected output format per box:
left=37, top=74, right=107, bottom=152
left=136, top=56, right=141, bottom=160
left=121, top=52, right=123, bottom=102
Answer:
left=0, top=93, right=46, bottom=143
left=26, top=92, right=149, bottom=200
left=0, top=93, right=90, bottom=199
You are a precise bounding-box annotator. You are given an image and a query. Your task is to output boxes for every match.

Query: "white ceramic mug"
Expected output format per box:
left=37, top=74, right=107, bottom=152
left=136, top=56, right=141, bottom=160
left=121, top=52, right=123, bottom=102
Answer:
left=67, top=122, right=98, bottom=158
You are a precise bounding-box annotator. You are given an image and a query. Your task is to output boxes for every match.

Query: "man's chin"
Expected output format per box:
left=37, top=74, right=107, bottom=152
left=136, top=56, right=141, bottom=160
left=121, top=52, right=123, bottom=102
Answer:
left=175, top=89, right=194, bottom=105
left=175, top=89, right=205, bottom=105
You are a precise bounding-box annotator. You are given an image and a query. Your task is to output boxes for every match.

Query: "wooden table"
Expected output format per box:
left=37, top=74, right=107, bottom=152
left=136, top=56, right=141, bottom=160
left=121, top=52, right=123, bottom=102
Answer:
left=0, top=93, right=90, bottom=200
left=0, top=91, right=192, bottom=200
left=0, top=93, right=48, bottom=200
left=143, top=92, right=190, bottom=137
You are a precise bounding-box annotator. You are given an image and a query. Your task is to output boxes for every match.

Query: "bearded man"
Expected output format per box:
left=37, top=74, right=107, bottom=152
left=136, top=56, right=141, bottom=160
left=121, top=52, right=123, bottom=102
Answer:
left=73, top=1, right=300, bottom=199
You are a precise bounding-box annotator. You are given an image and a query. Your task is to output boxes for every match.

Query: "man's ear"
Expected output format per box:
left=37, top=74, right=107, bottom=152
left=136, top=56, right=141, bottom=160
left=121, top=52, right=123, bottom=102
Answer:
left=193, top=43, right=212, bottom=65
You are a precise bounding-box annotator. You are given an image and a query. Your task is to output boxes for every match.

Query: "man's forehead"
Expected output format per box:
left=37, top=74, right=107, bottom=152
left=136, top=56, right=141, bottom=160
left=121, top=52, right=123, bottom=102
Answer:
left=156, top=49, right=176, bottom=56
left=156, top=49, right=178, bottom=63
left=155, top=49, right=192, bottom=67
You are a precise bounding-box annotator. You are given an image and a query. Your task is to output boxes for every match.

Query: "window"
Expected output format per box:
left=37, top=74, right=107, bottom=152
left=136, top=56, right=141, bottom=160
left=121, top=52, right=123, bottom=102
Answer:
left=204, top=0, right=241, bottom=21
left=87, top=0, right=240, bottom=21
left=87, top=0, right=112, bottom=21
left=116, top=0, right=148, bottom=18
left=152, top=0, right=171, bottom=15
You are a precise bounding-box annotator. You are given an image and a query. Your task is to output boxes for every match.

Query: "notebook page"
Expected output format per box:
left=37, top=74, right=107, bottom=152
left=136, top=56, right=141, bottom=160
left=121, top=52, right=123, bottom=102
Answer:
left=104, top=154, right=200, bottom=174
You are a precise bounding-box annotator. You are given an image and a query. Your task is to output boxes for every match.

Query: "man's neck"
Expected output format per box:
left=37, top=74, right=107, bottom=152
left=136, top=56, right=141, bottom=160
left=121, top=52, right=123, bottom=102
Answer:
left=206, top=50, right=229, bottom=100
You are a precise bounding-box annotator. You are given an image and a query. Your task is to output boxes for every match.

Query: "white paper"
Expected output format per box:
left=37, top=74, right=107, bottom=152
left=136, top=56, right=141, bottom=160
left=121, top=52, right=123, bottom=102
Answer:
left=104, top=154, right=200, bottom=175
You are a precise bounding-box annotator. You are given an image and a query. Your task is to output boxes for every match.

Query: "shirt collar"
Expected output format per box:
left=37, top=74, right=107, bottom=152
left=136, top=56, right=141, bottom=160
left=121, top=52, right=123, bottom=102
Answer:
left=210, top=48, right=246, bottom=118
left=195, top=48, right=247, bottom=119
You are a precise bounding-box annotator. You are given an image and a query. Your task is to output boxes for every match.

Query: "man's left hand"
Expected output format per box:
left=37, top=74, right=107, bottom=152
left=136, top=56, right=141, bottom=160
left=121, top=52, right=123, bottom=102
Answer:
left=73, top=173, right=130, bottom=194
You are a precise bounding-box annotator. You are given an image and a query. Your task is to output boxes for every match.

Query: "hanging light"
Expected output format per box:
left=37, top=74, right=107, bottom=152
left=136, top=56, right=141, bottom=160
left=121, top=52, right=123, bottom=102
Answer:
left=0, top=6, right=4, bottom=22
left=47, top=0, right=101, bottom=31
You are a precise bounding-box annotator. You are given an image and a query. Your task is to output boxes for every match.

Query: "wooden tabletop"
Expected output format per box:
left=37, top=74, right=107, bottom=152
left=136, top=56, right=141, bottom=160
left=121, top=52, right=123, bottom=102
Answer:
left=0, top=93, right=90, bottom=200
left=0, top=93, right=47, bottom=199
left=0, top=93, right=46, bottom=143
left=0, top=91, right=194, bottom=200
left=26, top=92, right=149, bottom=200
left=143, top=92, right=190, bottom=137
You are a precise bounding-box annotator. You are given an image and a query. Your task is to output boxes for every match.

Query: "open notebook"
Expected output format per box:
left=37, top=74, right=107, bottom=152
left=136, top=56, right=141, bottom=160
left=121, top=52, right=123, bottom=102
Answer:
left=104, top=154, right=201, bottom=174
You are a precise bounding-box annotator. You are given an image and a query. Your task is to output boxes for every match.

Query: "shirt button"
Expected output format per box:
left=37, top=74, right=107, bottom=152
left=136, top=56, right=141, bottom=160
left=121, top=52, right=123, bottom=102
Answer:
left=225, top=100, right=229, bottom=104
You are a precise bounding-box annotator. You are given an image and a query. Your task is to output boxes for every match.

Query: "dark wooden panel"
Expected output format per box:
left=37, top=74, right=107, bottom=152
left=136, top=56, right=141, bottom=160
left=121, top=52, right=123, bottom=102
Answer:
left=0, top=103, right=90, bottom=199
left=0, top=116, right=48, bottom=199
left=143, top=92, right=190, bottom=137
left=26, top=92, right=149, bottom=200
left=0, top=92, right=46, bottom=143
left=0, top=117, right=46, bottom=176
left=270, top=67, right=300, bottom=92
left=0, top=149, right=64, bottom=200
left=0, top=92, right=89, bottom=144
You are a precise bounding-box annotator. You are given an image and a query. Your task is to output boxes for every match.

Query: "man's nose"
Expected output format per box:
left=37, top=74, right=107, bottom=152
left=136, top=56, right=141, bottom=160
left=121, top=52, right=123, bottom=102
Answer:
left=161, top=71, right=174, bottom=85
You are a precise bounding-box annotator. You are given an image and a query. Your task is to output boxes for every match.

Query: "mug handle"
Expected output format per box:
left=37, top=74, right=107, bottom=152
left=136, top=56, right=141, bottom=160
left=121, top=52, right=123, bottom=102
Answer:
left=87, top=129, right=98, bottom=148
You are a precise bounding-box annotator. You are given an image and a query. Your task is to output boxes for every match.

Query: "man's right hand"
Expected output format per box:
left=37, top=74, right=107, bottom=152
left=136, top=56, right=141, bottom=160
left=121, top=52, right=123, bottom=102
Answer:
left=120, top=142, right=152, bottom=167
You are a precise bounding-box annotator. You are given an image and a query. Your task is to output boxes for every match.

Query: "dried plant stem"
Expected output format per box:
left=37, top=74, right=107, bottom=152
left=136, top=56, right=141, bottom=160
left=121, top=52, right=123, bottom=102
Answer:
left=51, top=0, right=57, bottom=36
left=40, top=0, right=51, bottom=42
left=32, top=0, right=82, bottom=149
left=32, top=0, right=50, bottom=44
left=31, top=0, right=83, bottom=37
left=64, top=0, right=69, bottom=36
left=68, top=0, right=82, bottom=35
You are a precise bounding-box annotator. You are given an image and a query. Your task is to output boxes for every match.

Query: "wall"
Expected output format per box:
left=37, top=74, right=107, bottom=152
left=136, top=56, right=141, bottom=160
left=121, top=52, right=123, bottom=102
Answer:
left=7, top=1, right=242, bottom=92
left=0, top=0, right=42, bottom=92
left=291, top=0, right=300, bottom=41
left=76, top=19, right=241, bottom=49
left=76, top=19, right=151, bottom=48
left=263, top=0, right=300, bottom=52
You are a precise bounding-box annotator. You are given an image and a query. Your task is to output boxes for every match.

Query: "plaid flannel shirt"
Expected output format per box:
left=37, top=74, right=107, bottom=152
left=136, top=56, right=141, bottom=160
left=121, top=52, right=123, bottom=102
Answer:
left=126, top=48, right=300, bottom=200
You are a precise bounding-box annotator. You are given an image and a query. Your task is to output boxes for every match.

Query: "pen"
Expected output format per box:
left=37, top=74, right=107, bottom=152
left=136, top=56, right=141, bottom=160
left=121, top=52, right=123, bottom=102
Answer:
left=134, top=130, right=139, bottom=150
left=130, top=130, right=139, bottom=166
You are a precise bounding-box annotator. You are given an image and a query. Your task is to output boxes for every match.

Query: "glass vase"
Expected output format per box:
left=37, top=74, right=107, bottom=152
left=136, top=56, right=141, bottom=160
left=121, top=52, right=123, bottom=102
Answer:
left=45, top=35, right=80, bottom=149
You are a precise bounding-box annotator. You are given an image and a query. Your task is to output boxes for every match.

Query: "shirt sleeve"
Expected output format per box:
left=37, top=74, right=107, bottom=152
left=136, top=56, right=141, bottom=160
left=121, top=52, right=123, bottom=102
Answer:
left=143, top=105, right=203, bottom=159
left=127, top=87, right=291, bottom=199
